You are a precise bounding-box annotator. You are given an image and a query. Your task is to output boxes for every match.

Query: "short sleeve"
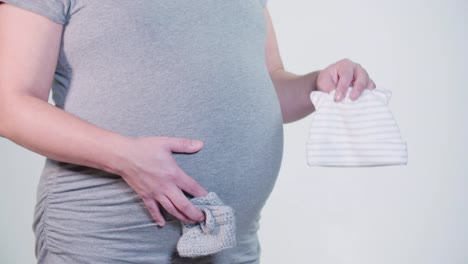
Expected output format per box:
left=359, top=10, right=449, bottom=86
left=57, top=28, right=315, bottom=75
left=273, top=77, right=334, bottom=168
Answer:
left=259, top=0, right=268, bottom=8
left=0, top=0, right=72, bottom=25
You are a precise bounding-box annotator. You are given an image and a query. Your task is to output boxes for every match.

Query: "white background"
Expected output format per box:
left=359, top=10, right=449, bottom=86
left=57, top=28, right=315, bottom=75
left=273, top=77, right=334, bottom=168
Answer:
left=1, top=0, right=467, bottom=263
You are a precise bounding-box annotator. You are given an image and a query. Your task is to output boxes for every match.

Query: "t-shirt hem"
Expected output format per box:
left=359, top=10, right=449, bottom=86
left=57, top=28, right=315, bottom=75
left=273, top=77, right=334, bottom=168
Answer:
left=0, top=0, right=67, bottom=25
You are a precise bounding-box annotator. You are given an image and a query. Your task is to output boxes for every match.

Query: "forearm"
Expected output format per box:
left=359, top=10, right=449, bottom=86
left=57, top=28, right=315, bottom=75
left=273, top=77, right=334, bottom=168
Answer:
left=270, top=69, right=319, bottom=123
left=0, top=94, right=130, bottom=175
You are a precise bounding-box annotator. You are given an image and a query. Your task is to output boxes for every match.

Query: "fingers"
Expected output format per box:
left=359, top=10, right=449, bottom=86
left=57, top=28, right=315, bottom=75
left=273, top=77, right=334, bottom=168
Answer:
left=334, top=60, right=355, bottom=102
left=172, top=168, right=207, bottom=222
left=142, top=169, right=207, bottom=225
left=158, top=194, right=199, bottom=224
left=166, top=137, right=204, bottom=153
left=156, top=166, right=207, bottom=224
left=142, top=197, right=166, bottom=227
left=349, top=64, right=370, bottom=101
left=131, top=136, right=208, bottom=226
left=316, top=64, right=338, bottom=93
left=334, top=72, right=353, bottom=102
left=176, top=168, right=208, bottom=198
left=167, top=188, right=206, bottom=222
left=368, top=78, right=376, bottom=89
left=332, top=59, right=375, bottom=102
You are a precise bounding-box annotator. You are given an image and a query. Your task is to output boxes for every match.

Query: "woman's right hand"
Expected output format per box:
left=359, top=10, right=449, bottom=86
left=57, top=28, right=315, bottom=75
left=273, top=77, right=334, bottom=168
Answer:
left=119, top=136, right=208, bottom=227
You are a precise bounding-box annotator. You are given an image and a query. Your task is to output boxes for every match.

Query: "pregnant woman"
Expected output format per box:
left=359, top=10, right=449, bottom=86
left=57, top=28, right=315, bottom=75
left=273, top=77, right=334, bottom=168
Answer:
left=0, top=0, right=375, bottom=263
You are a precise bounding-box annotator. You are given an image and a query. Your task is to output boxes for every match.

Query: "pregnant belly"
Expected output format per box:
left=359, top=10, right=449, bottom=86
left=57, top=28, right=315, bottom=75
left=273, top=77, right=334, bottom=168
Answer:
left=44, top=71, right=284, bottom=234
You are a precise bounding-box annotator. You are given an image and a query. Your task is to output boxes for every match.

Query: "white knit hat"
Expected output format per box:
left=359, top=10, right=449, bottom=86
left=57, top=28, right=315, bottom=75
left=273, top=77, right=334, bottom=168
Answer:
left=306, top=88, right=407, bottom=167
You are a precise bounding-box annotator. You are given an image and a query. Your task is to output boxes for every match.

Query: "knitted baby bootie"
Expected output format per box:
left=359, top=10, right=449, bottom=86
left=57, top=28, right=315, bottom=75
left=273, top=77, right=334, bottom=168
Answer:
left=177, top=192, right=236, bottom=257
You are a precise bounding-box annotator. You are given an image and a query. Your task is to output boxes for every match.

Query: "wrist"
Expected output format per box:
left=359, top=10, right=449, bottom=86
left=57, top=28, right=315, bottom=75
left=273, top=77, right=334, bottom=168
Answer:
left=304, top=70, right=320, bottom=94
left=102, top=133, right=135, bottom=177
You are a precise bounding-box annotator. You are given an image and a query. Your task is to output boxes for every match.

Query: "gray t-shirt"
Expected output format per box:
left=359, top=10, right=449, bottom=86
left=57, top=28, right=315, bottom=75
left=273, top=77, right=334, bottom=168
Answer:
left=4, top=0, right=283, bottom=263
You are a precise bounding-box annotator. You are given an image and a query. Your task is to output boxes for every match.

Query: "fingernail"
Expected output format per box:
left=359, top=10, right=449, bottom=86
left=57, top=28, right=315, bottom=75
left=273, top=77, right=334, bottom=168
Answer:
left=335, top=91, right=343, bottom=101
left=191, top=140, right=203, bottom=147
left=199, top=212, right=206, bottom=222
left=157, top=222, right=165, bottom=227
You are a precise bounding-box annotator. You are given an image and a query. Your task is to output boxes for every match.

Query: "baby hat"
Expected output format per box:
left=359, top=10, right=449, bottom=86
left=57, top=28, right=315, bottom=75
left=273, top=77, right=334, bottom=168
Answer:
left=306, top=88, right=407, bottom=167
left=177, top=192, right=236, bottom=257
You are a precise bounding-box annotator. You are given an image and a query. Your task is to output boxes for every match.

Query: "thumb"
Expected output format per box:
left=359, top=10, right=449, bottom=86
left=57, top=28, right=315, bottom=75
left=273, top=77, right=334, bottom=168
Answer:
left=168, top=137, right=204, bottom=153
left=316, top=68, right=338, bottom=93
left=334, top=68, right=354, bottom=102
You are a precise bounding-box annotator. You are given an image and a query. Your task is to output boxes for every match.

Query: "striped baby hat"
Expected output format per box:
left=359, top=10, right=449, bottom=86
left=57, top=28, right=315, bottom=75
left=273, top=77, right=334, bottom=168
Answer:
left=306, top=88, right=407, bottom=167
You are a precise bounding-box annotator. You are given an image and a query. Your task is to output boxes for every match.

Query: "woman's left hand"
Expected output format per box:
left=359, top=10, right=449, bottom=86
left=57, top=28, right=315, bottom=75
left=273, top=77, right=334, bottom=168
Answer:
left=316, top=58, right=376, bottom=102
